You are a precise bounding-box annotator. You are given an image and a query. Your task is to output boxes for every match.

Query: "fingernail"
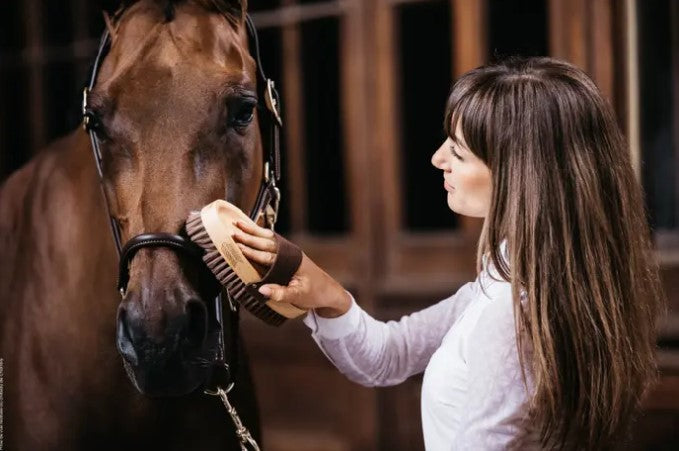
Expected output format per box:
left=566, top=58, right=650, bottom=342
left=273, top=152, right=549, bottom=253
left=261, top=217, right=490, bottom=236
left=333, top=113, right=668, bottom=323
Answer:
left=258, top=286, right=272, bottom=296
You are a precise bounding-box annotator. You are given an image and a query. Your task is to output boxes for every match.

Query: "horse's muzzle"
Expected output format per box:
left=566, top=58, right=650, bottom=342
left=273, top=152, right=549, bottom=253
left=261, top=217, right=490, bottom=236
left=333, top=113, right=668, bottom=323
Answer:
left=116, top=296, right=207, bottom=361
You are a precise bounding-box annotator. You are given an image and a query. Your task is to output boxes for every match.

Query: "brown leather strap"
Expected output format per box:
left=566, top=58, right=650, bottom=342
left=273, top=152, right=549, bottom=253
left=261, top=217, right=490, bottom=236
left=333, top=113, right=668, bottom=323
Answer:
left=244, top=233, right=302, bottom=300
left=260, top=233, right=302, bottom=285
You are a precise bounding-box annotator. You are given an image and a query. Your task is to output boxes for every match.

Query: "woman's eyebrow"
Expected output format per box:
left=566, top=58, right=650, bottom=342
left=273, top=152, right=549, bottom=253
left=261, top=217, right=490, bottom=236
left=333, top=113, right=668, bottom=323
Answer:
left=451, top=134, right=466, bottom=150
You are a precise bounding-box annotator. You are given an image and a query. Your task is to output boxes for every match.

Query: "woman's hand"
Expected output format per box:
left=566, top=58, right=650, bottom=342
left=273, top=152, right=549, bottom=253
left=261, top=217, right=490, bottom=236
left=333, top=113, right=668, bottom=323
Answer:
left=233, top=221, right=352, bottom=318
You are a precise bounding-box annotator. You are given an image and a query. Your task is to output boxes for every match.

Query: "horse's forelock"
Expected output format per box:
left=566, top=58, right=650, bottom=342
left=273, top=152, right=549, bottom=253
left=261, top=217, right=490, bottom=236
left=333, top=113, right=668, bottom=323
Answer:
left=113, top=0, right=247, bottom=25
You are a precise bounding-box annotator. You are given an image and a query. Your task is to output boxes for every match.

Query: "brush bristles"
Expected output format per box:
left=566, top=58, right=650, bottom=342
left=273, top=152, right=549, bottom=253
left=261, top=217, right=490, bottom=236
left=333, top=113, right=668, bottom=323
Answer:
left=187, top=210, right=286, bottom=326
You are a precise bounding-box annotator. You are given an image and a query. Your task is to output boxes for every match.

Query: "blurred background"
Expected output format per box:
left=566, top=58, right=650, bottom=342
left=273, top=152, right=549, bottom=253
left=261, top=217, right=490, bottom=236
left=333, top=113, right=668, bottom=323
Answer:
left=1, top=0, right=677, bottom=449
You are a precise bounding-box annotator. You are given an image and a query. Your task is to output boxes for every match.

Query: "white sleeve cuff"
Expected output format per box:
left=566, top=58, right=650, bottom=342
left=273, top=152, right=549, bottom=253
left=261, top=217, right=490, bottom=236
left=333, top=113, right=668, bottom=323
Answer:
left=303, top=292, right=361, bottom=340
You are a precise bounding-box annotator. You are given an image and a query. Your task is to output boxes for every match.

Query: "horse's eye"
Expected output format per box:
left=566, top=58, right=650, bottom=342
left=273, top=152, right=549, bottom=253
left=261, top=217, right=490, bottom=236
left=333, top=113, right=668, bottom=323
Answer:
left=229, top=99, right=256, bottom=129
left=85, top=110, right=109, bottom=140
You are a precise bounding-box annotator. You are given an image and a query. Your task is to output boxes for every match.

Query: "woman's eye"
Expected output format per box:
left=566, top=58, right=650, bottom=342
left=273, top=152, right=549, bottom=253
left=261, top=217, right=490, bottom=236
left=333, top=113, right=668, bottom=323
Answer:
left=450, top=145, right=463, bottom=161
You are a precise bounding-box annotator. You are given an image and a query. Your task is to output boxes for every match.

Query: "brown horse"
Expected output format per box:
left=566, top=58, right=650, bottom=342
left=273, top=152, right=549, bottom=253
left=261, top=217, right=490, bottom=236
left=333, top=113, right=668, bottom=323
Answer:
left=0, top=1, right=267, bottom=449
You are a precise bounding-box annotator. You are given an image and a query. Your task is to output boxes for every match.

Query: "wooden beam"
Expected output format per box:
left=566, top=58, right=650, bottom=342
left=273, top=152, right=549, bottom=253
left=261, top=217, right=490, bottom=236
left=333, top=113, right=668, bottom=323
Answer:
left=451, top=0, right=487, bottom=77
left=625, top=0, right=641, bottom=178
left=327, top=5, right=379, bottom=433
left=673, top=0, right=679, bottom=225
left=548, top=0, right=587, bottom=69
left=0, top=68, right=4, bottom=178
left=280, top=0, right=307, bottom=233
left=24, top=0, right=45, bottom=153
left=341, top=0, right=374, bottom=296
left=251, top=1, right=346, bottom=29
left=610, top=0, right=629, bottom=131
left=373, top=1, right=401, bottom=278
left=591, top=0, right=614, bottom=101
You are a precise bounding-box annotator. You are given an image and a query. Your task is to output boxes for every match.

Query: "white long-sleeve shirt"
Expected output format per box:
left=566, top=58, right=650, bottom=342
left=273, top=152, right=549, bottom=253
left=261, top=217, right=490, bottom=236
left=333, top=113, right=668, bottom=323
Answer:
left=303, top=260, right=540, bottom=450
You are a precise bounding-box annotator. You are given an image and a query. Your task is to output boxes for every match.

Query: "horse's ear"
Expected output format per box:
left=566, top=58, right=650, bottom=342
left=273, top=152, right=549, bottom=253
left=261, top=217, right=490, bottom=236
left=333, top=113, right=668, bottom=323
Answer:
left=102, top=0, right=132, bottom=23
left=216, top=0, right=248, bottom=25
left=109, top=0, right=134, bottom=14
left=103, top=11, right=118, bottom=38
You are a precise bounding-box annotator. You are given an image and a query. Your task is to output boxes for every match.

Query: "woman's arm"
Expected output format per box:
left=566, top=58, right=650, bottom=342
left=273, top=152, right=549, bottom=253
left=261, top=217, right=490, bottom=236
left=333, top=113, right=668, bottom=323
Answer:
left=232, top=220, right=475, bottom=386
left=304, top=284, right=475, bottom=387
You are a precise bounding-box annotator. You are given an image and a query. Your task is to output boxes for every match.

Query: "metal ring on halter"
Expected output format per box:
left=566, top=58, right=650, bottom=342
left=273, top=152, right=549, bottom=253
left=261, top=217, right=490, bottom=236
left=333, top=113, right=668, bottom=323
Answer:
left=204, top=381, right=235, bottom=397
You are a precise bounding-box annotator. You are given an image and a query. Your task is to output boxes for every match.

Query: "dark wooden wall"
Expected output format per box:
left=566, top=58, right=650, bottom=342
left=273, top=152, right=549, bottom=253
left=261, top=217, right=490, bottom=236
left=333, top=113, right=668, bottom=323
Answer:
left=1, top=0, right=678, bottom=449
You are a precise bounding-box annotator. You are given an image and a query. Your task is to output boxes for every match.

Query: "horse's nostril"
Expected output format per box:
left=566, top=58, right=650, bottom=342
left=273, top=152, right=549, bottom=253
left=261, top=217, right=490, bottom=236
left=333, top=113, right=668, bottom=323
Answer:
left=185, top=300, right=207, bottom=348
left=116, top=309, right=139, bottom=366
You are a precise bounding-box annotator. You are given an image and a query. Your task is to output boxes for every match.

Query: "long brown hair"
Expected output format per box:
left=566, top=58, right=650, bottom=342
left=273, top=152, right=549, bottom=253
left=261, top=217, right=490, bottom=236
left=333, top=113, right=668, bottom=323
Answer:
left=445, top=57, right=665, bottom=449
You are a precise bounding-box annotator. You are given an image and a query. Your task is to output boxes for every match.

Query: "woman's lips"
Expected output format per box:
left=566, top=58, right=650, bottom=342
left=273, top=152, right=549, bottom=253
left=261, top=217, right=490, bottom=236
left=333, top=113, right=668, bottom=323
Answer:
left=444, top=181, right=454, bottom=192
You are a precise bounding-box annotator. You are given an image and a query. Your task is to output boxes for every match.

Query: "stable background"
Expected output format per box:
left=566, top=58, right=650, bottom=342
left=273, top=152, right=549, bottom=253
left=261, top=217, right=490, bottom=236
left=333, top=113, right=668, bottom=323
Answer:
left=1, top=0, right=678, bottom=449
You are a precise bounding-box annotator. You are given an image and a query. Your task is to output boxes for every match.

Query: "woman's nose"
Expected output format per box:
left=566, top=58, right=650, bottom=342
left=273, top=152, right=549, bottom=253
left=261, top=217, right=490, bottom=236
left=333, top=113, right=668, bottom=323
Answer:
left=431, top=144, right=447, bottom=169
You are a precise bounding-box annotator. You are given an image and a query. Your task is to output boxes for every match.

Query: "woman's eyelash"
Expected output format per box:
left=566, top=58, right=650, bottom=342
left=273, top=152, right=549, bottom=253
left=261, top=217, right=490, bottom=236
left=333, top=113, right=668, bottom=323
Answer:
left=450, top=145, right=463, bottom=160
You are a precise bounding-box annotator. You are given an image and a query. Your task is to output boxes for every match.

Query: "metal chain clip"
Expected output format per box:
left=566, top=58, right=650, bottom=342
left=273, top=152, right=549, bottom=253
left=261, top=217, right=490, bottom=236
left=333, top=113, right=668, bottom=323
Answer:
left=208, top=384, right=261, bottom=451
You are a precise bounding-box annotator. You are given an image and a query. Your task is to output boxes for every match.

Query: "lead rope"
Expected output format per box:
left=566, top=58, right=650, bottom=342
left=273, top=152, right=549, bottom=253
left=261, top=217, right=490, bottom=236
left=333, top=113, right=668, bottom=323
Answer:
left=213, top=384, right=261, bottom=451
left=204, top=291, right=261, bottom=450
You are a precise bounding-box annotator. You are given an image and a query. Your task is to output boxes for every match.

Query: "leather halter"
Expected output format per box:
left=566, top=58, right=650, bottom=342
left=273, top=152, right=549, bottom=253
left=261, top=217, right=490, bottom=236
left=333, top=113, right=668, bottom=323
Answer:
left=82, top=14, right=283, bottom=392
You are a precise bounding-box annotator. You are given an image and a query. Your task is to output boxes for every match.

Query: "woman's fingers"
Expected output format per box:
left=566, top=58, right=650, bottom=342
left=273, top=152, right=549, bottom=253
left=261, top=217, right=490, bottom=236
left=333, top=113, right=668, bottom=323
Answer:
left=233, top=230, right=277, bottom=253
left=232, top=221, right=278, bottom=267
left=258, top=284, right=286, bottom=302
left=237, top=243, right=276, bottom=266
left=236, top=220, right=275, bottom=239
left=259, top=283, right=304, bottom=308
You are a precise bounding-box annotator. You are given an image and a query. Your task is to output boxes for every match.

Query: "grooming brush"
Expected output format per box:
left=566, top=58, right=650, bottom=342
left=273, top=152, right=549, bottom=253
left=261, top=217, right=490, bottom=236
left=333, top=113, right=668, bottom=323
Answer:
left=186, top=199, right=306, bottom=326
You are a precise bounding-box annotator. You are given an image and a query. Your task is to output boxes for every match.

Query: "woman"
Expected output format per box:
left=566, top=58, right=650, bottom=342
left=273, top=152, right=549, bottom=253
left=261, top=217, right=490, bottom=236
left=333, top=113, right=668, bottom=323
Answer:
left=232, top=57, right=664, bottom=449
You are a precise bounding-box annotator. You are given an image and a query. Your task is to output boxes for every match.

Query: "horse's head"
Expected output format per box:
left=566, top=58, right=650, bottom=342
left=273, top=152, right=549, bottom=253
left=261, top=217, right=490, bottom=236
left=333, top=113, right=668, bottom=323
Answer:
left=87, top=0, right=262, bottom=396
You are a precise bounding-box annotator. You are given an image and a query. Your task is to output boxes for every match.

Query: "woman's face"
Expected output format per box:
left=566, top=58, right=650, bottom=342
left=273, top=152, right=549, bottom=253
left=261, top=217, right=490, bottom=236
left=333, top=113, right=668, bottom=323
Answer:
left=431, top=122, right=492, bottom=218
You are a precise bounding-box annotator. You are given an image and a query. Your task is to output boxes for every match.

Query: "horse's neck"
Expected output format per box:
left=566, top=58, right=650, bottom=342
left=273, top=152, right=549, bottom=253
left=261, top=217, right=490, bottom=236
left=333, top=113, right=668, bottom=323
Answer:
left=0, top=129, right=117, bottom=325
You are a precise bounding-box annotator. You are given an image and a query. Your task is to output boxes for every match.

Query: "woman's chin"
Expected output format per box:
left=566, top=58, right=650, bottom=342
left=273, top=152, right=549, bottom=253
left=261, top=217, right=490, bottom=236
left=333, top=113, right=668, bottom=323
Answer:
left=447, top=198, right=484, bottom=218
left=446, top=194, right=457, bottom=213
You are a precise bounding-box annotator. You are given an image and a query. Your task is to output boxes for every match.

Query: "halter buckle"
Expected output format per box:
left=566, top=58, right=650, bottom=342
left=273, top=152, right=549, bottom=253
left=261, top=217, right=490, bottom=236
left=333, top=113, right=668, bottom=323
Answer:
left=82, top=87, right=91, bottom=131
left=264, top=79, right=282, bottom=127
left=265, top=186, right=281, bottom=230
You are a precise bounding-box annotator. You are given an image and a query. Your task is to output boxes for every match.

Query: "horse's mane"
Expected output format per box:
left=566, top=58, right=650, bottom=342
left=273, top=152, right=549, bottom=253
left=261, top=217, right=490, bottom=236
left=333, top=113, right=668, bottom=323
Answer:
left=115, top=0, right=246, bottom=25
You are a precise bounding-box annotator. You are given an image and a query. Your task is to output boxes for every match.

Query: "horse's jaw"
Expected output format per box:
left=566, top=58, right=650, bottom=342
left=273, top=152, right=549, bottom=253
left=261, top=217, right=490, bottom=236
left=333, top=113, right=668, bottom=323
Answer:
left=121, top=357, right=207, bottom=397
